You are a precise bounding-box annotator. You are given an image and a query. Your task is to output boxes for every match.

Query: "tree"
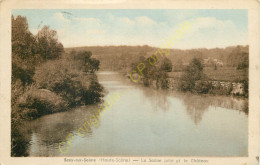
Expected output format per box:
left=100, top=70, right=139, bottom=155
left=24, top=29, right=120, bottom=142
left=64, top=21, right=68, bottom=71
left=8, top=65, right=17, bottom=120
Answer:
left=179, top=58, right=204, bottom=91
left=237, top=53, right=249, bottom=70
left=227, top=46, right=249, bottom=67
left=70, top=51, right=100, bottom=73
left=89, top=58, right=100, bottom=73
left=36, top=26, right=64, bottom=60
left=12, top=15, right=39, bottom=85
left=160, top=57, right=172, bottom=72
left=12, top=15, right=37, bottom=59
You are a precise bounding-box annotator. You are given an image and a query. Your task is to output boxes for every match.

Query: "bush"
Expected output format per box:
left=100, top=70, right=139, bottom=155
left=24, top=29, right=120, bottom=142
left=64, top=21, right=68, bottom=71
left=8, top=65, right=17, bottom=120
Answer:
left=160, top=57, right=172, bottom=72
left=84, top=80, right=104, bottom=104
left=237, top=58, right=248, bottom=70
left=143, top=78, right=150, bottom=87
left=193, top=80, right=212, bottom=94
left=208, top=82, right=233, bottom=95
left=11, top=120, right=29, bottom=156
left=155, top=71, right=168, bottom=89
left=239, top=79, right=248, bottom=97
left=33, top=59, right=104, bottom=107
left=179, top=58, right=204, bottom=92
left=17, top=86, right=68, bottom=119
left=12, top=55, right=35, bottom=85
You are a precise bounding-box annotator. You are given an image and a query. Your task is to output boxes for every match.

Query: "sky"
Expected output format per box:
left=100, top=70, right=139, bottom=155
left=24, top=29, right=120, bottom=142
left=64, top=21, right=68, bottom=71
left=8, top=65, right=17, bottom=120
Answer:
left=12, top=9, right=248, bottom=49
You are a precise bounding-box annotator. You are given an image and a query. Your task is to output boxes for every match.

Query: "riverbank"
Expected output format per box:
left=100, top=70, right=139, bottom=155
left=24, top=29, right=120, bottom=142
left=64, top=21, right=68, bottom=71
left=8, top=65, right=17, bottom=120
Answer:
left=11, top=52, right=104, bottom=156
left=124, top=58, right=248, bottom=98
left=125, top=75, right=248, bottom=98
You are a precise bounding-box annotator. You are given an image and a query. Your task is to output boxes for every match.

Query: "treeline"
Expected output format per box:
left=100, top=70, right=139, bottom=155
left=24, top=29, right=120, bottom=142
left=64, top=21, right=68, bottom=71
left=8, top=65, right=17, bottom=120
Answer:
left=130, top=56, right=248, bottom=97
left=66, top=45, right=249, bottom=72
left=130, top=56, right=172, bottom=89
left=11, top=15, right=103, bottom=156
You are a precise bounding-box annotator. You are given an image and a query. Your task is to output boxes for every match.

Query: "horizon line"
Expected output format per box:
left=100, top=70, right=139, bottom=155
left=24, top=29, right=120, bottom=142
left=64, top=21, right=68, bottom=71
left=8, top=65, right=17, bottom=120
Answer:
left=64, top=44, right=249, bottom=50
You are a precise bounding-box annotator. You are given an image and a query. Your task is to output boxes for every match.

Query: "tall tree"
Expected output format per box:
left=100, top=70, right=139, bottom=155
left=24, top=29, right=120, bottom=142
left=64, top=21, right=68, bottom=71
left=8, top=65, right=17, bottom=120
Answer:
left=36, top=26, right=64, bottom=60
left=160, top=57, right=172, bottom=72
left=180, top=58, right=204, bottom=91
left=12, top=15, right=36, bottom=59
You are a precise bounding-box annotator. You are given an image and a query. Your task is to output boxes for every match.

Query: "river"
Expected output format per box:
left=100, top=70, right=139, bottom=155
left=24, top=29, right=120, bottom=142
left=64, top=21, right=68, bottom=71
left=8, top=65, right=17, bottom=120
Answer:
left=21, top=71, right=248, bottom=156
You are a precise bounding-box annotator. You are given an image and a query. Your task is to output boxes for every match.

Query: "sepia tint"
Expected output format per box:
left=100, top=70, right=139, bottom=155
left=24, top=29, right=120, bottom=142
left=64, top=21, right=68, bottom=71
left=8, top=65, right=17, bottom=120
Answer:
left=11, top=9, right=249, bottom=158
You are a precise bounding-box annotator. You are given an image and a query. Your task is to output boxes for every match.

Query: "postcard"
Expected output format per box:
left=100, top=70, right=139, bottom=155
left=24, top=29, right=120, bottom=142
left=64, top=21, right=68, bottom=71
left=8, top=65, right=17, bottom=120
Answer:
left=0, top=0, right=259, bottom=164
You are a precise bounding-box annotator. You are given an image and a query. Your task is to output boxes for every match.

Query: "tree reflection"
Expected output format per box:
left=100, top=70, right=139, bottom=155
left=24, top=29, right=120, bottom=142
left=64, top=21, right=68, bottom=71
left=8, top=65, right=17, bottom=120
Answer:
left=21, top=104, right=103, bottom=156
left=181, top=94, right=210, bottom=125
left=180, top=93, right=248, bottom=125
left=141, top=87, right=171, bottom=111
left=140, top=86, right=248, bottom=126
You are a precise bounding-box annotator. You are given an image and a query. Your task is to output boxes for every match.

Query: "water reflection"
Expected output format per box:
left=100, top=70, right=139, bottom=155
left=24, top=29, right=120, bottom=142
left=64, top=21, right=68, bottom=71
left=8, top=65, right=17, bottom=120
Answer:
left=22, top=104, right=103, bottom=156
left=141, top=88, right=171, bottom=111
left=140, top=86, right=248, bottom=125
left=23, top=71, right=248, bottom=156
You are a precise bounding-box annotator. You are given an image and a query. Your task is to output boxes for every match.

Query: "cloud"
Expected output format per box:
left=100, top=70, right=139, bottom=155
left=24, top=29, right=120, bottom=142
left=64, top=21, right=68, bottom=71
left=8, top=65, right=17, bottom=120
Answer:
left=87, top=29, right=105, bottom=34
left=166, top=17, right=248, bottom=49
left=52, top=14, right=247, bottom=49
left=73, top=17, right=101, bottom=25
left=135, top=16, right=156, bottom=26
left=53, top=12, right=71, bottom=23
left=118, top=17, right=135, bottom=26
left=107, top=13, right=115, bottom=21
left=193, top=17, right=235, bottom=29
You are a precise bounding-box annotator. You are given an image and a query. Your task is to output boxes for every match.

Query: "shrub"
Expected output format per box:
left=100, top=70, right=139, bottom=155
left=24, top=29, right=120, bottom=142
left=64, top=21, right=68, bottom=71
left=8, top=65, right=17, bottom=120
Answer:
left=155, top=71, right=168, bottom=89
left=160, top=57, right=172, bottom=72
left=33, top=59, right=104, bottom=107
left=239, top=79, right=248, bottom=97
left=11, top=118, right=29, bottom=156
left=193, top=80, right=212, bottom=94
left=83, top=79, right=104, bottom=104
left=17, top=85, right=68, bottom=119
left=208, top=82, right=233, bottom=95
left=143, top=78, right=150, bottom=87
left=179, top=58, right=204, bottom=92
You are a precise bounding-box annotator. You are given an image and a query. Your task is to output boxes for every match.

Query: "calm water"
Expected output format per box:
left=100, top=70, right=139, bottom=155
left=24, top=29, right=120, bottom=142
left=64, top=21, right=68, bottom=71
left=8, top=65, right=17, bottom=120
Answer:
left=22, top=71, right=248, bottom=156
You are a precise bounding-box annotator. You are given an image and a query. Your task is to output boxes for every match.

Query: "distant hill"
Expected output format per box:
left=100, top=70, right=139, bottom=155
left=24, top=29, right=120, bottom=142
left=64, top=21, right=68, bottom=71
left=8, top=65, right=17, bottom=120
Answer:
left=65, top=45, right=249, bottom=72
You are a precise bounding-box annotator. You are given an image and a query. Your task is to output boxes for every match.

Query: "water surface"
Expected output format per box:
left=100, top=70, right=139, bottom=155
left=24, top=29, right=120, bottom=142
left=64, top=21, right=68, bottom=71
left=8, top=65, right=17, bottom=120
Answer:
left=22, top=71, right=248, bottom=156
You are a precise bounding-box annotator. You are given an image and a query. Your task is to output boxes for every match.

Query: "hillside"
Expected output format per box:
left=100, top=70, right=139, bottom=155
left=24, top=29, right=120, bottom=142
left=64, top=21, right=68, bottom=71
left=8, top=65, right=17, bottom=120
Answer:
left=65, top=45, right=248, bottom=82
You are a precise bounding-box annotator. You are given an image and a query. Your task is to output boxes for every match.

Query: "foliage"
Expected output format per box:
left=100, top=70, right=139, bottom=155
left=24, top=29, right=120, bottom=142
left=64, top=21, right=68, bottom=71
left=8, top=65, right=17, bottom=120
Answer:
left=11, top=15, right=103, bottom=156
left=179, top=58, right=205, bottom=92
left=17, top=85, right=68, bottom=119
left=12, top=15, right=37, bottom=59
left=155, top=70, right=169, bottom=89
left=237, top=57, right=249, bottom=70
left=239, top=79, right=248, bottom=97
left=12, top=15, right=64, bottom=86
left=84, top=80, right=104, bottom=104
left=227, top=46, right=249, bottom=68
left=66, top=45, right=248, bottom=73
left=36, top=26, right=64, bottom=60
left=193, top=80, right=212, bottom=94
left=12, top=54, right=42, bottom=85
left=160, top=57, right=172, bottom=72
left=68, top=51, right=100, bottom=73
left=33, top=58, right=103, bottom=107
left=11, top=114, right=28, bottom=156
left=208, top=82, right=233, bottom=96
left=131, top=55, right=170, bottom=89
